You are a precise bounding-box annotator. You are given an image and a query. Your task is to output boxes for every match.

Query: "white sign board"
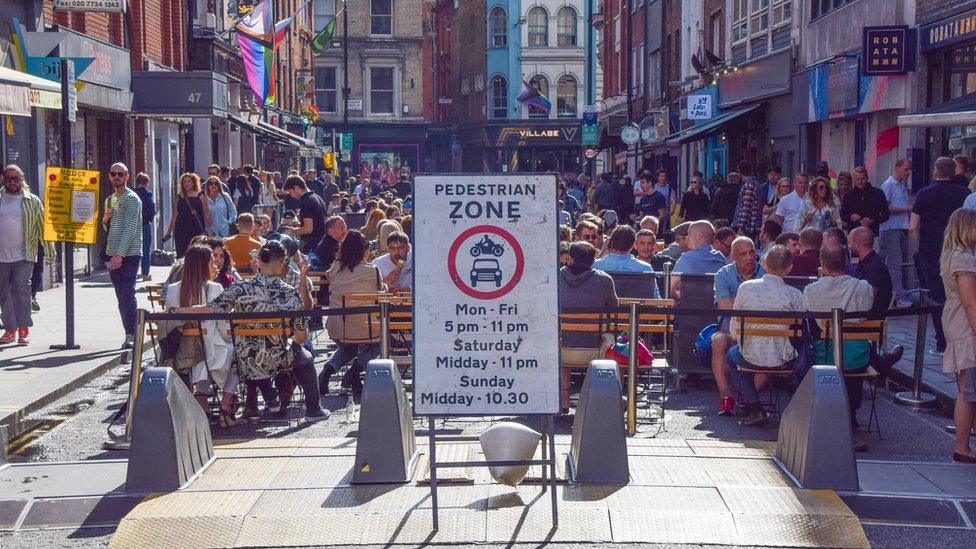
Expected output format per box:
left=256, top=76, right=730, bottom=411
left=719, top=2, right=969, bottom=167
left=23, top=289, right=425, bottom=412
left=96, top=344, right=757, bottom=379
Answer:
left=413, top=175, right=559, bottom=415
left=65, top=60, right=77, bottom=123
left=53, top=0, right=126, bottom=12
left=346, top=99, right=363, bottom=111
left=620, top=124, right=640, bottom=145
left=687, top=94, right=713, bottom=120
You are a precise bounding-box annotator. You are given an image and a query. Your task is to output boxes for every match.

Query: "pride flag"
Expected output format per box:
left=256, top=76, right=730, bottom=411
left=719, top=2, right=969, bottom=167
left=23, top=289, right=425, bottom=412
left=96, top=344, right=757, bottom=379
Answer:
left=235, top=0, right=292, bottom=107
left=517, top=80, right=551, bottom=114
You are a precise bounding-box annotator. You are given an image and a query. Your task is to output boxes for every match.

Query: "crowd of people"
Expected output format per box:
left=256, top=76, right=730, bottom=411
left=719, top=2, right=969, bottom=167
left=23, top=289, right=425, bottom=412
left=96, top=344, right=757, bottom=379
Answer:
left=2, top=150, right=976, bottom=459
left=556, top=157, right=976, bottom=460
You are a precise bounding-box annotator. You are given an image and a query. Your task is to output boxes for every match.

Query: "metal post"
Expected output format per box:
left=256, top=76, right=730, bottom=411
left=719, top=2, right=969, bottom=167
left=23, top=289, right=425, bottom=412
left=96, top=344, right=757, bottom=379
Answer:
left=548, top=415, right=558, bottom=528
left=104, top=308, right=147, bottom=450
left=627, top=301, right=639, bottom=436
left=379, top=300, right=390, bottom=359
left=830, top=308, right=844, bottom=370
left=663, top=261, right=673, bottom=300
left=342, top=0, right=349, bottom=127
left=428, top=416, right=439, bottom=531
left=894, top=302, right=937, bottom=408
left=50, top=58, right=79, bottom=351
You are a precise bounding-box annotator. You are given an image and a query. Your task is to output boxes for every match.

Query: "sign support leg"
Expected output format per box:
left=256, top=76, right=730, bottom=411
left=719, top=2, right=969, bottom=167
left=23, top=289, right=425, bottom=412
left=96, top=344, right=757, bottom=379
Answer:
left=50, top=58, right=79, bottom=351
left=428, top=415, right=439, bottom=531
left=548, top=414, right=558, bottom=528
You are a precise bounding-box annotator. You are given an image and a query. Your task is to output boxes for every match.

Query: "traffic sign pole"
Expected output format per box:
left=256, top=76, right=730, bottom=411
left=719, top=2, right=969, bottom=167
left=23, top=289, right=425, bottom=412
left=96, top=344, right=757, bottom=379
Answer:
left=52, top=59, right=79, bottom=350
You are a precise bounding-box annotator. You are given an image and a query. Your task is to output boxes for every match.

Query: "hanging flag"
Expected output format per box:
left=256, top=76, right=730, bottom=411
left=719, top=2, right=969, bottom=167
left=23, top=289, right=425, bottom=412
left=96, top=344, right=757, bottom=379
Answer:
left=517, top=80, right=551, bottom=114
left=311, top=16, right=337, bottom=53
left=235, top=0, right=293, bottom=107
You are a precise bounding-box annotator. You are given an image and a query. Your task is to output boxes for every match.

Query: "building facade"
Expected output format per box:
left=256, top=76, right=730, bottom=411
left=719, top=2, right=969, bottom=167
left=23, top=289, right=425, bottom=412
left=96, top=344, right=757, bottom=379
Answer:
left=314, top=0, right=431, bottom=177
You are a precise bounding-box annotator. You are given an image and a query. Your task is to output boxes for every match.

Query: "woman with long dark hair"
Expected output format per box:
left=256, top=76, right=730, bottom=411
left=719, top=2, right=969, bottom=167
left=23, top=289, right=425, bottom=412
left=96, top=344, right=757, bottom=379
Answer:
left=318, top=230, right=387, bottom=394
left=164, top=245, right=236, bottom=425
left=201, top=236, right=240, bottom=288
left=164, top=173, right=213, bottom=257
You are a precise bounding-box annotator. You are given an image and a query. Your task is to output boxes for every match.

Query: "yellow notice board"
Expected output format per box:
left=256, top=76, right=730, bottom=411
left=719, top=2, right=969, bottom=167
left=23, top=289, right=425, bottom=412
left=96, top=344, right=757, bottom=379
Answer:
left=43, top=167, right=100, bottom=245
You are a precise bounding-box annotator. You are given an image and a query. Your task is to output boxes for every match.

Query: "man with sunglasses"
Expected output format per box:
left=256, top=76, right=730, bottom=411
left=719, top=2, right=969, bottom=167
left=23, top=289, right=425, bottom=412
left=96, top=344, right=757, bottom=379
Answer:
left=0, top=165, right=55, bottom=345
left=103, top=163, right=143, bottom=349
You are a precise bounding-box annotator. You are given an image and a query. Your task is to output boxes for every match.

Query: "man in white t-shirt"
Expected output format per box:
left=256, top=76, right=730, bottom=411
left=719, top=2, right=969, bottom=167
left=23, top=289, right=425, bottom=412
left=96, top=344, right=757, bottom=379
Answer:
left=879, top=158, right=914, bottom=306
left=772, top=172, right=809, bottom=230
left=374, top=230, right=413, bottom=291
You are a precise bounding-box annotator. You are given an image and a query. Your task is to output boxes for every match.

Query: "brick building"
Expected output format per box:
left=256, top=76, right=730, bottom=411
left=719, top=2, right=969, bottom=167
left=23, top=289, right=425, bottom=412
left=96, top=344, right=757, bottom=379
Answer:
left=314, top=0, right=434, bottom=175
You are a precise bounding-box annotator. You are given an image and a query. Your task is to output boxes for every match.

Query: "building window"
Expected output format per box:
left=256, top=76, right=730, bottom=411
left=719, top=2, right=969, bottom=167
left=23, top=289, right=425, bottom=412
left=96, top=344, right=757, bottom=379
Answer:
left=490, top=7, right=507, bottom=47
left=315, top=66, right=338, bottom=114
left=528, top=75, right=549, bottom=118
left=491, top=75, right=508, bottom=119
left=370, top=0, right=393, bottom=37
left=750, top=0, right=769, bottom=37
left=368, top=66, right=395, bottom=115
left=811, top=0, right=854, bottom=21
left=732, top=0, right=748, bottom=44
left=556, top=7, right=577, bottom=47
left=710, top=11, right=723, bottom=57
left=556, top=75, right=577, bottom=118
left=314, top=0, right=336, bottom=31
left=613, top=14, right=621, bottom=52
left=527, top=7, right=548, bottom=47
left=648, top=51, right=660, bottom=99
left=772, top=0, right=791, bottom=26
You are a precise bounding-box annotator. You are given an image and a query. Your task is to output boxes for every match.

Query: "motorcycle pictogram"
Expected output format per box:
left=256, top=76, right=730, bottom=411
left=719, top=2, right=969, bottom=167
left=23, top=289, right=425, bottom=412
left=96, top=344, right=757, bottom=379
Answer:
left=469, top=234, right=505, bottom=257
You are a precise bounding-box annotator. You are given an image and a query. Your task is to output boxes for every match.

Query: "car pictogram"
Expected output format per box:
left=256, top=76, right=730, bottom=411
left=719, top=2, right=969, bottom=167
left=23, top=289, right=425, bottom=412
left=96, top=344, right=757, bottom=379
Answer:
left=470, top=258, right=503, bottom=287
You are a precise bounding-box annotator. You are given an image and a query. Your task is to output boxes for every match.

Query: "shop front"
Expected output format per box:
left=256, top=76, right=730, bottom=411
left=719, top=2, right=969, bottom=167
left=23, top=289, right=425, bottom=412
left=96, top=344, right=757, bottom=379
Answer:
left=458, top=121, right=584, bottom=174
left=902, top=6, right=976, bottom=174
left=324, top=122, right=429, bottom=183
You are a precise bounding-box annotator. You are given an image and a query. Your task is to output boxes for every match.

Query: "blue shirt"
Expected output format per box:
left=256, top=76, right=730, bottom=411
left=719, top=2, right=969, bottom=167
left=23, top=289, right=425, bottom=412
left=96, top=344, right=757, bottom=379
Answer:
left=714, top=262, right=765, bottom=304
left=594, top=252, right=654, bottom=273
left=964, top=191, right=976, bottom=211
left=673, top=244, right=730, bottom=275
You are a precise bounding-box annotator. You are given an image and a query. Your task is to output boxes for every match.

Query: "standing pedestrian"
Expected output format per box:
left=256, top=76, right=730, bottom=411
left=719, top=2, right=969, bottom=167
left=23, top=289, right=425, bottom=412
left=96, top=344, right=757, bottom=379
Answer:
left=911, top=157, right=972, bottom=355
left=204, top=176, right=237, bottom=237
left=164, top=173, right=213, bottom=257
left=132, top=173, right=156, bottom=281
left=283, top=175, right=327, bottom=254
left=103, top=163, right=143, bottom=348
left=0, top=165, right=54, bottom=345
left=233, top=165, right=261, bottom=215
left=730, top=161, right=763, bottom=239
left=679, top=176, right=711, bottom=222
left=840, top=166, right=889, bottom=235
left=880, top=159, right=915, bottom=307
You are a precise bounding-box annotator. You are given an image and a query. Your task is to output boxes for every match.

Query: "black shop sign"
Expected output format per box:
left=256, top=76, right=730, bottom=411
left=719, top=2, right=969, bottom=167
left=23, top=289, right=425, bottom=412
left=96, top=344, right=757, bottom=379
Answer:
left=863, top=26, right=916, bottom=76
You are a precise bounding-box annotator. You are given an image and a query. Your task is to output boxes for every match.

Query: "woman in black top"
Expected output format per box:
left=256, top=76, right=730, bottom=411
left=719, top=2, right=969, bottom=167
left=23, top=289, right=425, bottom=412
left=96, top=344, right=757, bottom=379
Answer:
left=164, top=172, right=213, bottom=257
left=679, top=177, right=711, bottom=221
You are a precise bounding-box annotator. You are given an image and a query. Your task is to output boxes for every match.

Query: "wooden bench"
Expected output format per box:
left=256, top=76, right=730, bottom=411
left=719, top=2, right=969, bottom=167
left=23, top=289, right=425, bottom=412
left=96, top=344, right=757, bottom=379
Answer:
left=733, top=315, right=805, bottom=423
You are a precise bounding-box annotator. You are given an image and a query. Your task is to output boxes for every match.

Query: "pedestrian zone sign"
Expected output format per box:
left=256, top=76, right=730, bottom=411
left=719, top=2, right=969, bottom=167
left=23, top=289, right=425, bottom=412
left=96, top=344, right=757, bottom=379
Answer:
left=413, top=175, right=559, bottom=415
left=43, top=167, right=100, bottom=245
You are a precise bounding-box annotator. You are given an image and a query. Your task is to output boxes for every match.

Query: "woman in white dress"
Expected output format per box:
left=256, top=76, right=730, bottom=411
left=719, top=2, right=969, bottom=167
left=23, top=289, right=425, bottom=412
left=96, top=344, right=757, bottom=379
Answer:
left=164, top=244, right=237, bottom=426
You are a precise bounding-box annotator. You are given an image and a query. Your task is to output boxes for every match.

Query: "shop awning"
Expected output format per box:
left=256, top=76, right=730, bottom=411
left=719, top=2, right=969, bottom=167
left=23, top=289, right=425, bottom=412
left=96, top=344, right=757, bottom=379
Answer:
left=257, top=121, right=316, bottom=149
left=0, top=65, right=61, bottom=116
left=665, top=104, right=761, bottom=146
left=897, top=93, right=976, bottom=127
left=230, top=114, right=318, bottom=150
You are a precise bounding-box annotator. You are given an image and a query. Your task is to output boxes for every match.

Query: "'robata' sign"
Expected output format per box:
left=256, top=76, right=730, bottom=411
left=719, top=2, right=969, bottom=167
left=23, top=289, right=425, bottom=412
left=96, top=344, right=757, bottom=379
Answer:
left=413, top=175, right=559, bottom=415
left=863, top=26, right=916, bottom=75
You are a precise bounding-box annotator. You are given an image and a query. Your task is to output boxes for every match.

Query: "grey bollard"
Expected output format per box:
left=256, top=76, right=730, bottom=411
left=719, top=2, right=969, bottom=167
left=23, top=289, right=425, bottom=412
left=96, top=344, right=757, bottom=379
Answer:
left=567, top=360, right=629, bottom=484
left=776, top=365, right=859, bottom=491
left=353, top=359, right=416, bottom=483
left=125, top=367, right=214, bottom=493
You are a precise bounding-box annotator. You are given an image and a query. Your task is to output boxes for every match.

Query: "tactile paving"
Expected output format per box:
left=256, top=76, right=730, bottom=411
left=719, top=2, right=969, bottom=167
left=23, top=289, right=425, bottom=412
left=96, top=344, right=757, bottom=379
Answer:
left=604, top=485, right=728, bottom=512
left=234, top=513, right=365, bottom=547
left=700, top=456, right=792, bottom=487
left=110, top=516, right=244, bottom=548
left=126, top=490, right=261, bottom=519
left=733, top=513, right=870, bottom=548
left=487, top=507, right=610, bottom=543
left=687, top=439, right=776, bottom=457
left=271, top=456, right=354, bottom=488
left=248, top=487, right=377, bottom=516
left=360, top=509, right=487, bottom=544
left=415, top=444, right=476, bottom=484
left=719, top=486, right=854, bottom=517
left=186, top=457, right=290, bottom=490
left=608, top=509, right=736, bottom=545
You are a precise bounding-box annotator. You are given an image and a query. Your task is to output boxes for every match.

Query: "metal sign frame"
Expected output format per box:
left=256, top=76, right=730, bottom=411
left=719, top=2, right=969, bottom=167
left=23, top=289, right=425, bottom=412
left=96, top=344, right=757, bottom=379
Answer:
left=412, top=172, right=561, bottom=530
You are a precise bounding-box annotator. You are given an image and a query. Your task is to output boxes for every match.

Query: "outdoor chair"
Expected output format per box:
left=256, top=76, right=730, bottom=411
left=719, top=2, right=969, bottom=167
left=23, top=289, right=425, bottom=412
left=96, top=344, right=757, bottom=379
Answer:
left=734, top=315, right=805, bottom=425
left=817, top=317, right=888, bottom=439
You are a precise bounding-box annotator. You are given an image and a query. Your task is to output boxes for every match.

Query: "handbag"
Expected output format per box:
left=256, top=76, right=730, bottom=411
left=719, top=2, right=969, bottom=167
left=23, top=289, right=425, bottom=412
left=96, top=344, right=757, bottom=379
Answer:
left=604, top=332, right=654, bottom=366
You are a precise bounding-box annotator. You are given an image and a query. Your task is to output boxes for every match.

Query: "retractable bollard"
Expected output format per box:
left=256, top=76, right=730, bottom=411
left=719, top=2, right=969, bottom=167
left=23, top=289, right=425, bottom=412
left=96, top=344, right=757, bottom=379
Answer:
left=125, top=367, right=214, bottom=493
left=567, top=360, right=629, bottom=484
left=775, top=365, right=859, bottom=491
left=353, top=359, right=417, bottom=483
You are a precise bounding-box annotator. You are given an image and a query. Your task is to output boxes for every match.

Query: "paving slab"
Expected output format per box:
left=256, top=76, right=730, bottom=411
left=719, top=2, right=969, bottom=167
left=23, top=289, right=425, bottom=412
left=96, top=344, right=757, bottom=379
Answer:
left=856, top=461, right=944, bottom=495
left=0, top=461, right=126, bottom=499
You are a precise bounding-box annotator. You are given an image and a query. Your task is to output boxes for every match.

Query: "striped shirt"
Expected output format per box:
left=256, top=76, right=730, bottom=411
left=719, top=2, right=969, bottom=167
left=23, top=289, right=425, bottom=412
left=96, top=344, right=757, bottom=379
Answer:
left=0, top=189, right=54, bottom=263
left=105, top=187, right=143, bottom=258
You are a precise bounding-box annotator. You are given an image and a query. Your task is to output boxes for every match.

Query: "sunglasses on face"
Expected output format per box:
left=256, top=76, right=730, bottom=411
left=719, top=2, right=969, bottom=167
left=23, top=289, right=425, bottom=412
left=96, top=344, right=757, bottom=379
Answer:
left=2, top=175, right=22, bottom=183
left=583, top=234, right=598, bottom=241
left=109, top=172, right=127, bottom=177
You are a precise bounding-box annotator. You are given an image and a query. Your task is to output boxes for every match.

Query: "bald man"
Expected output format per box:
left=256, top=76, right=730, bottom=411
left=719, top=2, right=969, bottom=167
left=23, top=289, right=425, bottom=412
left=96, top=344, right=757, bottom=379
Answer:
left=103, top=162, right=143, bottom=348
left=671, top=220, right=730, bottom=298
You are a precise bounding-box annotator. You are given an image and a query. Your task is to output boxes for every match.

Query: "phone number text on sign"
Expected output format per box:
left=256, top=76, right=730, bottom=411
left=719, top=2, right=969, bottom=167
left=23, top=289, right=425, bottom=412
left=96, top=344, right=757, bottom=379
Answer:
left=53, top=0, right=126, bottom=12
left=413, top=175, right=559, bottom=415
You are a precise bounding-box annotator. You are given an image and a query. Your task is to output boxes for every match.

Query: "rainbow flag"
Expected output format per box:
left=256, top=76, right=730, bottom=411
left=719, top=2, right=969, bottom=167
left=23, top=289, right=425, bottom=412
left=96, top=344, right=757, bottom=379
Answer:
left=517, top=80, right=551, bottom=114
left=235, top=0, right=292, bottom=107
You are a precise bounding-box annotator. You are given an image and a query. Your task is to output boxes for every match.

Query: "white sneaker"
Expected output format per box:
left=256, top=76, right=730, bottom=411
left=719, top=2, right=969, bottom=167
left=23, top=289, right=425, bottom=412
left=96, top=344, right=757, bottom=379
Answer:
left=305, top=409, right=330, bottom=423
left=121, top=334, right=134, bottom=349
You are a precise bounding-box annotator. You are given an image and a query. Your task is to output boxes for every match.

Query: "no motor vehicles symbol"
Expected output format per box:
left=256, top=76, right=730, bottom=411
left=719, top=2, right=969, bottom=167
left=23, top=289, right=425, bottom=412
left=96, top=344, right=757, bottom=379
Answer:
left=447, top=225, right=524, bottom=300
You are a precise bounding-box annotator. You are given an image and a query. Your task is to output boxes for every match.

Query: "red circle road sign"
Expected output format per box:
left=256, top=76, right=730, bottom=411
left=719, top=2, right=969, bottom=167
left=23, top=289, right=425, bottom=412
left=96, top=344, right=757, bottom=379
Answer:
left=447, top=225, right=524, bottom=300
